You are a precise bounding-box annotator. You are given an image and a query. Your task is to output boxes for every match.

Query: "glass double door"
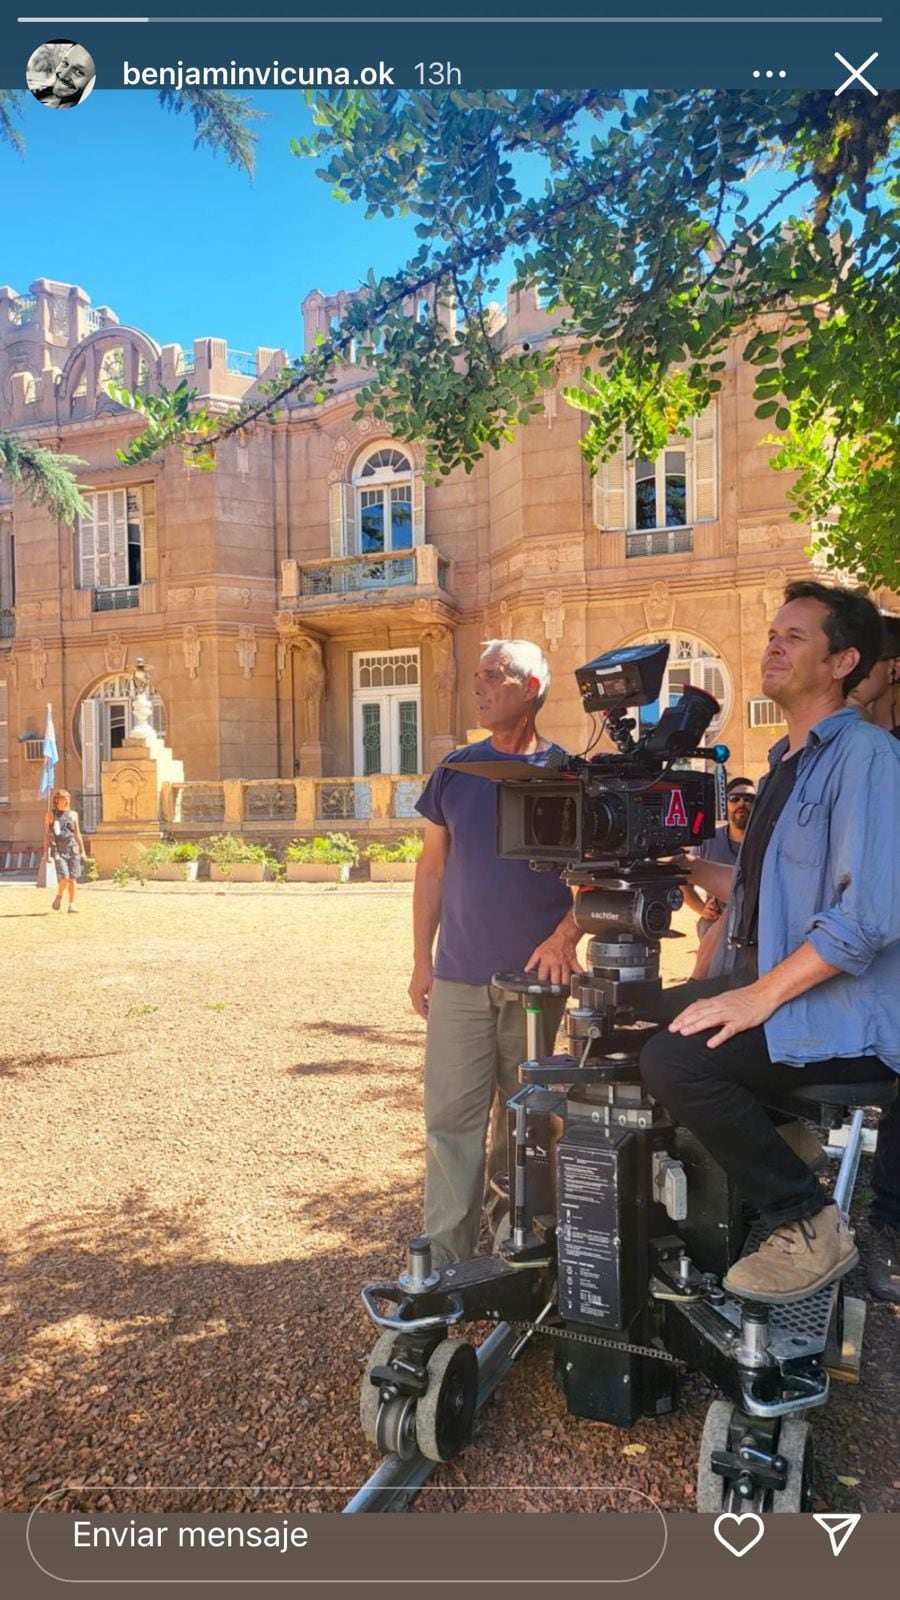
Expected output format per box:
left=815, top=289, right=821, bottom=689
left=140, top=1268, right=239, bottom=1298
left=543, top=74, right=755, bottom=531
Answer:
left=354, top=691, right=420, bottom=776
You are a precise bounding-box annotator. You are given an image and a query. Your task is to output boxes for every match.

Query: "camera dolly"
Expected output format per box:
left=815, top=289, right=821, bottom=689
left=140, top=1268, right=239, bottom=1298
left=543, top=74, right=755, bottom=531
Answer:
left=358, top=965, right=889, bottom=1512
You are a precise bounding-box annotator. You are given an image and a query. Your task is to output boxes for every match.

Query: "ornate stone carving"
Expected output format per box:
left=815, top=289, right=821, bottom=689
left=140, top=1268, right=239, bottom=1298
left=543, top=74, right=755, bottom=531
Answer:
left=168, top=585, right=214, bottom=610
left=766, top=523, right=782, bottom=549
left=174, top=783, right=225, bottom=825
left=763, top=567, right=788, bottom=622
left=545, top=546, right=561, bottom=574
left=104, top=633, right=126, bottom=674
left=182, top=624, right=201, bottom=680
left=244, top=782, right=296, bottom=822
left=542, top=589, right=566, bottom=654
left=281, top=558, right=300, bottom=601
left=423, top=625, right=457, bottom=730
left=643, top=580, right=676, bottom=631
left=30, top=637, right=47, bottom=688
left=297, top=635, right=326, bottom=742
left=237, top=625, right=258, bottom=680
left=109, top=765, right=146, bottom=822
left=50, top=297, right=70, bottom=341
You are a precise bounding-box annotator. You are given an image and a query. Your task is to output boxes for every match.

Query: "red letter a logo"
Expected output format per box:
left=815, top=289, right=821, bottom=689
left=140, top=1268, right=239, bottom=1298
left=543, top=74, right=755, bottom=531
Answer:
left=664, top=789, right=688, bottom=828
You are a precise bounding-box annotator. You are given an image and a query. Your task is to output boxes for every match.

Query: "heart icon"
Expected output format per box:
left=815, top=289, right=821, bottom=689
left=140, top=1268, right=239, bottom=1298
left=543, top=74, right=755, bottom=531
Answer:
left=713, top=1512, right=765, bottom=1557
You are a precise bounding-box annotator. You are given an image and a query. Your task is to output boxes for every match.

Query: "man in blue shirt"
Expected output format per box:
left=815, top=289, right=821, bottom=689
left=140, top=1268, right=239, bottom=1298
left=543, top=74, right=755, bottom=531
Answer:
left=412, top=639, right=580, bottom=1266
left=640, top=582, right=900, bottom=1304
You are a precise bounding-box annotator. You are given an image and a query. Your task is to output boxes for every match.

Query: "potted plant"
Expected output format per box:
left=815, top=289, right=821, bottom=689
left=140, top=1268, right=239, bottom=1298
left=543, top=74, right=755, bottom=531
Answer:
left=137, top=840, right=201, bottom=882
left=284, top=832, right=359, bottom=883
left=365, top=833, right=423, bottom=883
left=202, top=834, right=275, bottom=883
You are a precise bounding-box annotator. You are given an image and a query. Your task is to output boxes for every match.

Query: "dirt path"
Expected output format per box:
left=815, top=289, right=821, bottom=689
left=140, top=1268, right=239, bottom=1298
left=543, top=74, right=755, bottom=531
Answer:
left=1, top=883, right=897, bottom=1514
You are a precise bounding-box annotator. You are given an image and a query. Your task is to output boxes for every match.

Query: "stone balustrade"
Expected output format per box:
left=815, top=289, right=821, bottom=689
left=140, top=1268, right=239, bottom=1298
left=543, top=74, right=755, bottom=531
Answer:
left=281, top=545, right=451, bottom=605
left=162, top=775, right=426, bottom=835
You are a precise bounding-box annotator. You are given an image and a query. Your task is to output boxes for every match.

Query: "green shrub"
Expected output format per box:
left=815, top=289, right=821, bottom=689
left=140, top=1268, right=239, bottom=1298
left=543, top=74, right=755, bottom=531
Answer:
left=285, top=832, right=360, bottom=865
left=172, top=841, right=200, bottom=862
left=136, top=841, right=177, bottom=871
left=81, top=856, right=100, bottom=882
left=365, top=833, right=423, bottom=864
left=112, top=862, right=142, bottom=889
left=201, top=834, right=275, bottom=869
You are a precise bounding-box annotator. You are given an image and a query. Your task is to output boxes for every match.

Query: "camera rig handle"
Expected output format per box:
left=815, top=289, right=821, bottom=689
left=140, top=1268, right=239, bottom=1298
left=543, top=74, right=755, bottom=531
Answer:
left=492, top=969, right=572, bottom=1061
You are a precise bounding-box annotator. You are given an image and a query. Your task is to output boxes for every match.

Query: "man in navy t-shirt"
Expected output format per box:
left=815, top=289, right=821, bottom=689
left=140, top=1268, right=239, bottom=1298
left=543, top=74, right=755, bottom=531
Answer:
left=412, top=639, right=580, bottom=1266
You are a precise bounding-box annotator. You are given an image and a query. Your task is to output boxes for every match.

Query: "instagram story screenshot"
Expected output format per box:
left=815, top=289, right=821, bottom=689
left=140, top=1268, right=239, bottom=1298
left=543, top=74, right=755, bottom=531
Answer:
left=0, top=0, right=897, bottom=1594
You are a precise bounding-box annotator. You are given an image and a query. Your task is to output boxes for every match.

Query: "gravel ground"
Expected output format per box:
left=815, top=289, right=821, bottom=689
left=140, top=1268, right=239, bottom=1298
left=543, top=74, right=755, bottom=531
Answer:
left=1, top=881, right=897, bottom=1515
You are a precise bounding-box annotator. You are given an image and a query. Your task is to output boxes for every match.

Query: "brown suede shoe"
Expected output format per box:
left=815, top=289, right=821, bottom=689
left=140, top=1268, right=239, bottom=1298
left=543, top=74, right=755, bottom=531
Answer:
left=724, top=1205, right=858, bottom=1304
left=776, top=1120, right=828, bottom=1173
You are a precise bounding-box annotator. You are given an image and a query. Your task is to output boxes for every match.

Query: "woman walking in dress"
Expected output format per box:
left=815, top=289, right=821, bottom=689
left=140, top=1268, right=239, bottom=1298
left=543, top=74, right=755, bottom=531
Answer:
left=43, top=788, right=87, bottom=913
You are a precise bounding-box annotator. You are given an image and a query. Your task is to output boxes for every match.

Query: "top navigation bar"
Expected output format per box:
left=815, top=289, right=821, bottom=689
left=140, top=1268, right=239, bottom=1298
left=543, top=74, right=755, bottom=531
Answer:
left=2, top=4, right=896, bottom=89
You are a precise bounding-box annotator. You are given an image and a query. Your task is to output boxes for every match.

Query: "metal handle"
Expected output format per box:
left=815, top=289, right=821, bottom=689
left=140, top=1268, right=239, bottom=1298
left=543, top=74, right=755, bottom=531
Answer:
left=361, top=1284, right=465, bottom=1334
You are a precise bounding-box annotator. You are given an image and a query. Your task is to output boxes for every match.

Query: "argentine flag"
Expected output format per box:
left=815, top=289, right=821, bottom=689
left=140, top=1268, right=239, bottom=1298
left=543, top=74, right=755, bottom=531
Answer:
left=38, top=703, right=58, bottom=799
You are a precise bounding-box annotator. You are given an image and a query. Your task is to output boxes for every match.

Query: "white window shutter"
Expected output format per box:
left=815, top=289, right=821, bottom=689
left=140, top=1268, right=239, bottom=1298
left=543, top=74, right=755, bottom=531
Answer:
left=411, top=471, right=425, bottom=546
left=595, top=434, right=627, bottom=531
left=80, top=697, right=100, bottom=801
left=78, top=506, right=95, bottom=588
left=342, top=481, right=357, bottom=556
left=110, top=490, right=128, bottom=587
left=329, top=481, right=345, bottom=558
left=693, top=402, right=717, bottom=523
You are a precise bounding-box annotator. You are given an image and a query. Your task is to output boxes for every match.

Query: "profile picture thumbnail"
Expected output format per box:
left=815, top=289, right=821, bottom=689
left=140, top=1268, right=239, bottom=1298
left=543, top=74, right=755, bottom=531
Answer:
left=26, top=39, right=96, bottom=109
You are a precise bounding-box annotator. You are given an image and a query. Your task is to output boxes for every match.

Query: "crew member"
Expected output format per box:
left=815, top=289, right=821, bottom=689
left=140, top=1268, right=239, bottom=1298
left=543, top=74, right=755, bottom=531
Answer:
left=682, top=776, right=756, bottom=938
left=852, top=612, right=900, bottom=739
left=411, top=640, right=580, bottom=1267
left=640, top=582, right=900, bottom=1303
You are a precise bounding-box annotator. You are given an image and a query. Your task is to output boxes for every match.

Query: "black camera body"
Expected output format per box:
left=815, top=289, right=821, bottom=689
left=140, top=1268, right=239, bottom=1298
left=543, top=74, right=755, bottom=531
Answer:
left=496, top=764, right=715, bottom=866
left=494, top=641, right=724, bottom=869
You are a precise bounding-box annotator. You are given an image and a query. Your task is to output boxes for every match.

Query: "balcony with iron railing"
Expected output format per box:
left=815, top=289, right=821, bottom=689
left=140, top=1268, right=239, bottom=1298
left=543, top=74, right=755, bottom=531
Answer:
left=625, top=526, right=694, bottom=559
left=282, top=544, right=454, bottom=629
left=93, top=586, right=140, bottom=612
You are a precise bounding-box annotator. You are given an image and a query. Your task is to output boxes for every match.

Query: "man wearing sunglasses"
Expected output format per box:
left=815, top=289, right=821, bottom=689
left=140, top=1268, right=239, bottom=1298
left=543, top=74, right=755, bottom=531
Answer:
left=683, top=777, right=756, bottom=939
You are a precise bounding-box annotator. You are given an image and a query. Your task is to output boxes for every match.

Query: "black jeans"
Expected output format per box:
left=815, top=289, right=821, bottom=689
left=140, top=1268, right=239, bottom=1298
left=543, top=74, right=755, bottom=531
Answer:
left=638, top=977, right=898, bottom=1233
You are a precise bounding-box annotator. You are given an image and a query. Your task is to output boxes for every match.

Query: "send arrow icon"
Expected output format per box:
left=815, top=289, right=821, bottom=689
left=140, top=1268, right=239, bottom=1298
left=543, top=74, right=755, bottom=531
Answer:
left=813, top=1514, right=861, bottom=1557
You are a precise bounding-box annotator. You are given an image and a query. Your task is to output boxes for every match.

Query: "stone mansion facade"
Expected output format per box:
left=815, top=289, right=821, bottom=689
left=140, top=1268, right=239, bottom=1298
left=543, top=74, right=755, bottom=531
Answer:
left=2, top=275, right=890, bottom=847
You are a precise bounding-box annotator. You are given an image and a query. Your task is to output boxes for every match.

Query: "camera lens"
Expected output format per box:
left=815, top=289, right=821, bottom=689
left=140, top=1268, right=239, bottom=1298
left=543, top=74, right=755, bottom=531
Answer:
left=527, top=794, right=578, bottom=849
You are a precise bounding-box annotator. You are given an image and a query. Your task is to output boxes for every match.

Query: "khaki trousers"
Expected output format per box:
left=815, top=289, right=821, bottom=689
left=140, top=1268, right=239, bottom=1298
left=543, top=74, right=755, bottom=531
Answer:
left=423, top=977, right=566, bottom=1266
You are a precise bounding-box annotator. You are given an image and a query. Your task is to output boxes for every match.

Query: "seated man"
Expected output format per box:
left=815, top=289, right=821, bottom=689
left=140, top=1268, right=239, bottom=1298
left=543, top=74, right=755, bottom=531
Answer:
left=640, top=582, right=900, bottom=1303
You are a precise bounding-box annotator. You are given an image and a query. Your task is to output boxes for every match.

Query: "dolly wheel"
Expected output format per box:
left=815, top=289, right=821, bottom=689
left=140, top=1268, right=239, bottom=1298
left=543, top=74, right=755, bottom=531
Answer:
left=414, top=1339, right=479, bottom=1464
left=359, top=1332, right=400, bottom=1448
left=771, top=1417, right=814, bottom=1513
left=696, top=1400, right=735, bottom=1512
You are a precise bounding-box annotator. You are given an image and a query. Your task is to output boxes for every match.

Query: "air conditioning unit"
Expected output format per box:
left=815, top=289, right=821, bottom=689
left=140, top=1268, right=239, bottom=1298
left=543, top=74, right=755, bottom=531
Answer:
left=748, top=697, right=786, bottom=729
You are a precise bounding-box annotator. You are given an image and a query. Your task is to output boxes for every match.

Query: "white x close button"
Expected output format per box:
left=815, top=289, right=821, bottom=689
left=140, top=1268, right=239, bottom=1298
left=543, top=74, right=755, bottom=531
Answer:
left=834, top=51, right=879, bottom=96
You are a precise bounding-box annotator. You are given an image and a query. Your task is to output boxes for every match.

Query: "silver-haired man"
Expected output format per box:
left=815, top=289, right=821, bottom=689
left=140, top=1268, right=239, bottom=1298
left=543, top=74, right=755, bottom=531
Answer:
left=411, top=639, right=581, bottom=1266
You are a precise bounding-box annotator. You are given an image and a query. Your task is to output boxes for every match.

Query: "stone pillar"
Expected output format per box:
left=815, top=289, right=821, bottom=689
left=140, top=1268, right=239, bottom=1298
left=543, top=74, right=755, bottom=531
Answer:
left=296, top=634, right=326, bottom=777
left=222, top=780, right=244, bottom=830
left=423, top=624, right=457, bottom=770
left=295, top=779, right=316, bottom=827
left=369, top=775, right=393, bottom=823
left=90, top=730, right=185, bottom=874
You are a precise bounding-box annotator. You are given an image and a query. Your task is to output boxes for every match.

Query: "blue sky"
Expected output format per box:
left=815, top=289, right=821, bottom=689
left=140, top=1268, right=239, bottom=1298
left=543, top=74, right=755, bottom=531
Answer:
left=2, top=90, right=805, bottom=361
left=3, top=91, right=426, bottom=357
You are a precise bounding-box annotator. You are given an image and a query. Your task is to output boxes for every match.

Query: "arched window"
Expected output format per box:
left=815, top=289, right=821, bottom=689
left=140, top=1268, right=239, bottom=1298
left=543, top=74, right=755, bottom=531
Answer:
left=352, top=446, right=413, bottom=556
left=632, top=633, right=731, bottom=737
